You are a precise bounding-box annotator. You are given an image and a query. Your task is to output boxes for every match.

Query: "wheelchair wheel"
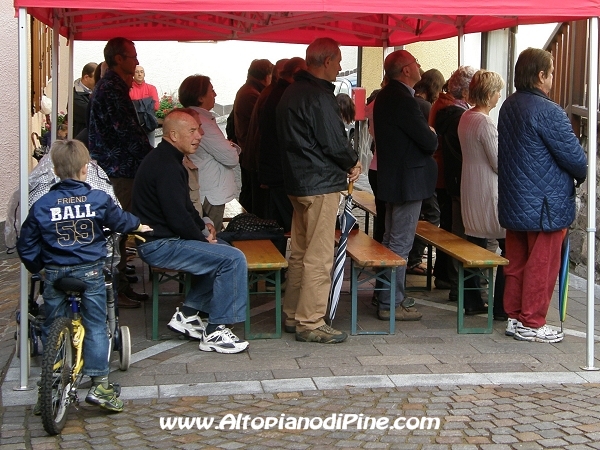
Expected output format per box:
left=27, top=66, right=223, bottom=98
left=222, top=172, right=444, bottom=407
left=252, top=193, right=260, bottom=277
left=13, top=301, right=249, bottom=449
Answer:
left=119, top=326, right=131, bottom=371
left=40, top=317, right=74, bottom=435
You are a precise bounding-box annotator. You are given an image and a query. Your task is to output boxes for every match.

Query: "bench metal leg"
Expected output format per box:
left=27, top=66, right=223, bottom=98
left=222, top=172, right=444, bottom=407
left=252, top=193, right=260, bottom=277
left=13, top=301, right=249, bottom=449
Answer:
left=152, top=272, right=159, bottom=341
left=151, top=270, right=191, bottom=341
left=406, top=243, right=432, bottom=292
left=245, top=270, right=282, bottom=340
left=350, top=260, right=396, bottom=336
left=457, top=265, right=493, bottom=334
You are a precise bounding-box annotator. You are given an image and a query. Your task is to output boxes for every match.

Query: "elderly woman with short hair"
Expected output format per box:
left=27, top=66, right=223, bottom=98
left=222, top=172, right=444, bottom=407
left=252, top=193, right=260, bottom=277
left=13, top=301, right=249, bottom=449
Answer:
left=429, top=66, right=480, bottom=311
left=178, top=75, right=240, bottom=231
left=458, top=69, right=507, bottom=320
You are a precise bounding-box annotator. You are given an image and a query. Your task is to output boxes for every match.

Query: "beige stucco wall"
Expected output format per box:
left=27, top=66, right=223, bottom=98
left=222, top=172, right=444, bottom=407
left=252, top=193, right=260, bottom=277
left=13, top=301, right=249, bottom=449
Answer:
left=0, top=0, right=20, bottom=223
left=360, top=39, right=459, bottom=95
left=406, top=38, right=459, bottom=81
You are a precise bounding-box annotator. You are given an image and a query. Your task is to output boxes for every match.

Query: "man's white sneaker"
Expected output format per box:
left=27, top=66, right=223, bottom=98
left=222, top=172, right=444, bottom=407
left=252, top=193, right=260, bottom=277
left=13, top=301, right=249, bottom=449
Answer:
left=505, top=318, right=518, bottom=336
left=168, top=307, right=205, bottom=340
left=514, top=323, right=564, bottom=343
left=199, top=325, right=249, bottom=354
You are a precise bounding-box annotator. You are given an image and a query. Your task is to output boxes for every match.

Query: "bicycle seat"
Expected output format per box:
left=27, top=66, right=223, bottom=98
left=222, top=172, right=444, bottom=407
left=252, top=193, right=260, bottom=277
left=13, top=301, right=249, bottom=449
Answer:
left=54, top=277, right=87, bottom=294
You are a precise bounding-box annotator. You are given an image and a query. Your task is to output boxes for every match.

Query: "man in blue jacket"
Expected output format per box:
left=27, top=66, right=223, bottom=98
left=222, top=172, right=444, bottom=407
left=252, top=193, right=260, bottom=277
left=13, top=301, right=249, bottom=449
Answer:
left=498, top=47, right=587, bottom=343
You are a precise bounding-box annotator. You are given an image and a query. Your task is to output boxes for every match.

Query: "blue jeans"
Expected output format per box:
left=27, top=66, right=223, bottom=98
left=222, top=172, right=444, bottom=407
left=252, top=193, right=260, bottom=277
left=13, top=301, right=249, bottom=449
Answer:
left=43, top=260, right=109, bottom=377
left=378, top=200, right=422, bottom=310
left=137, top=238, right=247, bottom=324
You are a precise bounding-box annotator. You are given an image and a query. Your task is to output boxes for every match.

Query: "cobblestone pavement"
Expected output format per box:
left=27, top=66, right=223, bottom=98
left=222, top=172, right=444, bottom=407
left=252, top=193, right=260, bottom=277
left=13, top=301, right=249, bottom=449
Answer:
left=4, top=384, right=600, bottom=449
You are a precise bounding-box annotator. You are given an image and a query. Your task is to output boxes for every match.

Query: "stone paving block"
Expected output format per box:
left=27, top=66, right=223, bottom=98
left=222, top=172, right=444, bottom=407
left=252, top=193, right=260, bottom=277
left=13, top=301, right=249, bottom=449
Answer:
left=261, top=378, right=316, bottom=393
left=389, top=373, right=490, bottom=387
left=357, top=355, right=440, bottom=366
left=159, top=381, right=263, bottom=398
left=313, top=375, right=394, bottom=390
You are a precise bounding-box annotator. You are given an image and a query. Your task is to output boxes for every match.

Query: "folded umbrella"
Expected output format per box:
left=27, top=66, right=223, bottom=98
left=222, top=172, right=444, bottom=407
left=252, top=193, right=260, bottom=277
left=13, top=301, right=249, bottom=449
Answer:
left=327, top=182, right=357, bottom=322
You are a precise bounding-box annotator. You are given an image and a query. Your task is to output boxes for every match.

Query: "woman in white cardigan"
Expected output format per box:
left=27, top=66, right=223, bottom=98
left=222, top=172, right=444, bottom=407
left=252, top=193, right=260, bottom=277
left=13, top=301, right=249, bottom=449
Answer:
left=179, top=75, right=241, bottom=231
left=457, top=69, right=507, bottom=320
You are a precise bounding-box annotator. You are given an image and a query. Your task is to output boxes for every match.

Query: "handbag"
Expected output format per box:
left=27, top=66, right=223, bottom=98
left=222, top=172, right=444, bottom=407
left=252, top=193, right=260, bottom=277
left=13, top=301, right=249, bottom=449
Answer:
left=31, top=132, right=49, bottom=161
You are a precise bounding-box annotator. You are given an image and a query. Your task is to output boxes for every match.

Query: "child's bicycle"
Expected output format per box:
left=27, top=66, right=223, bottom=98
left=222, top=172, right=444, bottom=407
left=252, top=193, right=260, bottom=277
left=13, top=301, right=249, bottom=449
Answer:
left=38, top=265, right=130, bottom=435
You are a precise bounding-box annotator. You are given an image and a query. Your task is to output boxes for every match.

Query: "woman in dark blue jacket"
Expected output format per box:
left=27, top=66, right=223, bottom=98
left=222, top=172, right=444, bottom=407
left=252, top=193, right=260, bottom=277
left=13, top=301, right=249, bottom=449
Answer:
left=498, top=48, right=587, bottom=343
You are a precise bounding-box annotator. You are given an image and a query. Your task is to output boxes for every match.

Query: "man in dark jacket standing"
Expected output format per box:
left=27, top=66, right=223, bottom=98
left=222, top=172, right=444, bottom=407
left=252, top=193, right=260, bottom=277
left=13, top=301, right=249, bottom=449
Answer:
left=72, top=62, right=97, bottom=137
left=259, top=57, right=307, bottom=232
left=89, top=37, right=153, bottom=308
left=277, top=37, right=361, bottom=344
left=233, top=59, right=274, bottom=213
left=373, top=50, right=438, bottom=321
left=498, top=48, right=587, bottom=343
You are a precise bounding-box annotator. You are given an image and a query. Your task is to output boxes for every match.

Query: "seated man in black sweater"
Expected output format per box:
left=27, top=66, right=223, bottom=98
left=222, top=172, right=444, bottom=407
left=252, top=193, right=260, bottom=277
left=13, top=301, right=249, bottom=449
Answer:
left=132, top=109, right=249, bottom=354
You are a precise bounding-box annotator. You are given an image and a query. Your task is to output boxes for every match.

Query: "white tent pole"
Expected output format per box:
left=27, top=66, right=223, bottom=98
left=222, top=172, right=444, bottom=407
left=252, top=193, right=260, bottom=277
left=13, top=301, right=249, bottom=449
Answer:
left=582, top=16, right=598, bottom=371
left=458, top=25, right=464, bottom=66
left=16, top=7, right=32, bottom=391
left=50, top=16, right=59, bottom=145
left=67, top=34, right=74, bottom=139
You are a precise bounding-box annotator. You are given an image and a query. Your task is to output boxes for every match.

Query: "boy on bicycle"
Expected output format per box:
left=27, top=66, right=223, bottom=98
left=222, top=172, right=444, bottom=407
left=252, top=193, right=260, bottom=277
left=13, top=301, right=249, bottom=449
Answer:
left=17, top=139, right=152, bottom=413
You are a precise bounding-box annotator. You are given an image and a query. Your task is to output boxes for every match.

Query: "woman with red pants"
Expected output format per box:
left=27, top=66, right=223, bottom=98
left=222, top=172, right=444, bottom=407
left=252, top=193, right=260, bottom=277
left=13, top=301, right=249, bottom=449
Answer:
left=498, top=48, right=587, bottom=343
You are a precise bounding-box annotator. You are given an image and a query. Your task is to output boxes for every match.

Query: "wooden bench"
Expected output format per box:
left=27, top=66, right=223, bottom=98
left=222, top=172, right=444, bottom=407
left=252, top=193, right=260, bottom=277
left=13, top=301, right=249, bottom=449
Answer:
left=150, top=267, right=191, bottom=340
left=414, top=220, right=509, bottom=334
left=341, top=190, right=377, bottom=235
left=335, top=229, right=406, bottom=335
left=233, top=239, right=288, bottom=339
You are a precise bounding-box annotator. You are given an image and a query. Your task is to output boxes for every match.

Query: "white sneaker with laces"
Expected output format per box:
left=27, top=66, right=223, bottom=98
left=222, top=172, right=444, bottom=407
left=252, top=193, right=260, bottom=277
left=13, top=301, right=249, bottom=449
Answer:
left=514, top=322, right=564, bottom=343
left=168, top=307, right=205, bottom=340
left=505, top=318, right=518, bottom=336
left=199, top=325, right=249, bottom=354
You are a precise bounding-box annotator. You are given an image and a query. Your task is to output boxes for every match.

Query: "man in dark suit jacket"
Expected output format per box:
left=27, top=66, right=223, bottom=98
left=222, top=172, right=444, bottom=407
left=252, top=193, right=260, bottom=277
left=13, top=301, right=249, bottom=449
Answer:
left=373, top=50, right=439, bottom=321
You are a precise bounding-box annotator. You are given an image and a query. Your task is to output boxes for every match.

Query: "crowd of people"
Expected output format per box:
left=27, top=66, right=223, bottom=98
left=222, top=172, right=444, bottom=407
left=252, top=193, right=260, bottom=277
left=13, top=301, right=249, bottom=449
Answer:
left=16, top=35, right=587, bottom=414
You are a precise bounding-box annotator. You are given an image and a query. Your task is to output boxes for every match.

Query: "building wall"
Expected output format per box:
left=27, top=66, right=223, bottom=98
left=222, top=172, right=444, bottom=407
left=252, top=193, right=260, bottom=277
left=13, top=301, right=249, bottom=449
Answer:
left=0, top=0, right=20, bottom=223
left=407, top=37, right=459, bottom=81
left=360, top=39, right=460, bottom=97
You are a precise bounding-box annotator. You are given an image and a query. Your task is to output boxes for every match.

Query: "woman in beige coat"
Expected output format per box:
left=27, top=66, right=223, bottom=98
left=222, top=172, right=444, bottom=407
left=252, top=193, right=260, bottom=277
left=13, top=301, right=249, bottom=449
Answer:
left=458, top=69, right=507, bottom=320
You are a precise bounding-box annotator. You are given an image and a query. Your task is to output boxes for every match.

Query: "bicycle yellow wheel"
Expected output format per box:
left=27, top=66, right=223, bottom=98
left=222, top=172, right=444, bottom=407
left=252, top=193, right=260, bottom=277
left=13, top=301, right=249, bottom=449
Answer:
left=40, top=317, right=74, bottom=435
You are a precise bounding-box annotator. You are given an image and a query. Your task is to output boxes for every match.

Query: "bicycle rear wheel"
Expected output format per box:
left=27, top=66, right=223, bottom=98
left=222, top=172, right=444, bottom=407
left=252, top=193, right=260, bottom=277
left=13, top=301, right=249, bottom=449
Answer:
left=40, top=317, right=75, bottom=435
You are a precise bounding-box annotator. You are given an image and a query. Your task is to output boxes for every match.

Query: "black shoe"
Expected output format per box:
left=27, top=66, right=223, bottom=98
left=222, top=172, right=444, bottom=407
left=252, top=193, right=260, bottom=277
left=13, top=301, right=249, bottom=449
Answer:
left=122, top=287, right=149, bottom=302
left=448, top=292, right=458, bottom=302
left=465, top=304, right=488, bottom=316
left=117, top=293, right=141, bottom=309
left=493, top=313, right=508, bottom=321
left=125, top=265, right=136, bottom=275
left=434, top=279, right=451, bottom=290
left=126, top=275, right=139, bottom=284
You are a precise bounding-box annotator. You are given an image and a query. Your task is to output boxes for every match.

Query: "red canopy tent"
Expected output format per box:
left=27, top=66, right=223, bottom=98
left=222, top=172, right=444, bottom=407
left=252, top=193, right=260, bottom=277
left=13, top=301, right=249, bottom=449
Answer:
left=12, top=0, right=600, bottom=387
left=13, top=0, right=600, bottom=45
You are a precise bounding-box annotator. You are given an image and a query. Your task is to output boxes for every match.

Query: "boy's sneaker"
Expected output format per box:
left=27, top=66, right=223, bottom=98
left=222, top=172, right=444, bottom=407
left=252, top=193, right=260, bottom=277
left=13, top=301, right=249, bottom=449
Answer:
left=295, top=324, right=347, bottom=344
left=85, top=384, right=124, bottom=412
left=199, top=325, right=249, bottom=354
left=33, top=381, right=41, bottom=415
left=505, top=318, right=518, bottom=336
left=514, top=323, right=564, bottom=343
left=168, top=307, right=205, bottom=340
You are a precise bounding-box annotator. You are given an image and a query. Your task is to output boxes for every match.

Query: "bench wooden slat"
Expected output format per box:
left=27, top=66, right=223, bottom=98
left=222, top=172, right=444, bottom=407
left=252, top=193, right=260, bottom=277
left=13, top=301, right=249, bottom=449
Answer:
left=233, top=240, right=288, bottom=270
left=416, top=221, right=508, bottom=268
left=350, top=190, right=377, bottom=217
left=336, top=229, right=405, bottom=267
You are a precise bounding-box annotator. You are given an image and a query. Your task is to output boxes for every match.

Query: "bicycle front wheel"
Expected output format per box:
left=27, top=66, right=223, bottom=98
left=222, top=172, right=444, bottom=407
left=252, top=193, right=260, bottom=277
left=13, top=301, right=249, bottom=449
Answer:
left=40, top=317, right=74, bottom=435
